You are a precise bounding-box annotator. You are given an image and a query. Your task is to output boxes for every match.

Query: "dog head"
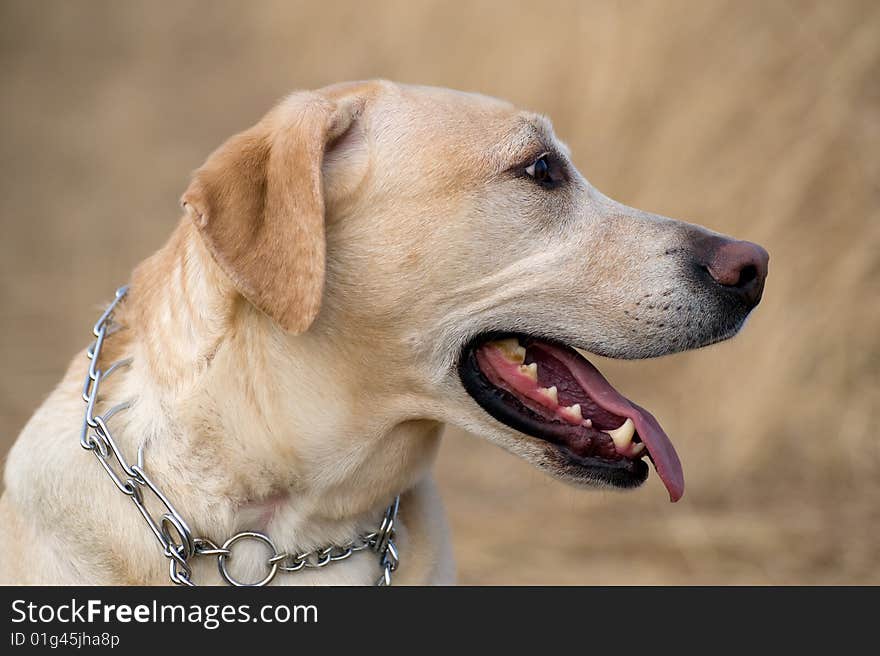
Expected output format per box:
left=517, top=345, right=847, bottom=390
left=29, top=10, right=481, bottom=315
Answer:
left=182, top=81, right=768, bottom=502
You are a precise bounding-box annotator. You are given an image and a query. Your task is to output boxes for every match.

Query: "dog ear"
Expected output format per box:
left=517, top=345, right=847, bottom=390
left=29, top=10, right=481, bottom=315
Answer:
left=181, top=91, right=365, bottom=334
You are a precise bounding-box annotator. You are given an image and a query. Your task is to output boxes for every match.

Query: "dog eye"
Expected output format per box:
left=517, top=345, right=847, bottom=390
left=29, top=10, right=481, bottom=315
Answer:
left=525, top=154, right=552, bottom=184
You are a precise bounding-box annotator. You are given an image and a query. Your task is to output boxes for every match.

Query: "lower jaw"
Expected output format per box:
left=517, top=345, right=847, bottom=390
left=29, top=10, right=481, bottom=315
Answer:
left=547, top=445, right=649, bottom=489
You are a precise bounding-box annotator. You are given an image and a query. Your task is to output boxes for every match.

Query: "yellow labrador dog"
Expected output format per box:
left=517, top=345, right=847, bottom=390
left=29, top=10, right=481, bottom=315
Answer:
left=0, top=81, right=768, bottom=585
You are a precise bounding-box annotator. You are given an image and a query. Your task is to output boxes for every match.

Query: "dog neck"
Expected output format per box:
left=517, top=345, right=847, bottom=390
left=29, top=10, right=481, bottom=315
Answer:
left=111, top=220, right=442, bottom=573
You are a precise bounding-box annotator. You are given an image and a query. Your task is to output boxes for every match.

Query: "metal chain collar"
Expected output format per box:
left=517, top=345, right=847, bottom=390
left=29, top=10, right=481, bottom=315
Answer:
left=80, top=285, right=401, bottom=586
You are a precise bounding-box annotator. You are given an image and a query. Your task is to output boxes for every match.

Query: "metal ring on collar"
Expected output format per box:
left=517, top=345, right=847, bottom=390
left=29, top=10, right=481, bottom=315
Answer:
left=217, top=531, right=279, bottom=587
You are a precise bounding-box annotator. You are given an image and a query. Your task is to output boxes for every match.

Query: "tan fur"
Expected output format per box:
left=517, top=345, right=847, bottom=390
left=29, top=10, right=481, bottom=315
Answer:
left=0, top=81, right=755, bottom=585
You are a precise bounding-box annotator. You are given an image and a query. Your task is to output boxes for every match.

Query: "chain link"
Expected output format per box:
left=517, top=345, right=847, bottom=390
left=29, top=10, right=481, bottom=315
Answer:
left=80, top=285, right=400, bottom=586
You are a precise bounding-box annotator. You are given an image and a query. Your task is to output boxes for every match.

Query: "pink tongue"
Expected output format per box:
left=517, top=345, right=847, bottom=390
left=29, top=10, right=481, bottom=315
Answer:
left=534, top=343, right=685, bottom=502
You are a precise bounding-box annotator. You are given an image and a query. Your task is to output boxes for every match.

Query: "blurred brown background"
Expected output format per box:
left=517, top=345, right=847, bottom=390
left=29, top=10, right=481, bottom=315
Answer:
left=1, top=0, right=878, bottom=584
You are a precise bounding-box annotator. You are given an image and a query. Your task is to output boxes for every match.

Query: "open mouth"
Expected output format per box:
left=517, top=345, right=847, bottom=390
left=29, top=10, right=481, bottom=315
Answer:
left=458, top=334, right=684, bottom=501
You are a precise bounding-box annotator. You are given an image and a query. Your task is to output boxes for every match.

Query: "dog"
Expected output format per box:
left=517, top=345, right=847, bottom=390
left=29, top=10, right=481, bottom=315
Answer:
left=0, top=80, right=768, bottom=585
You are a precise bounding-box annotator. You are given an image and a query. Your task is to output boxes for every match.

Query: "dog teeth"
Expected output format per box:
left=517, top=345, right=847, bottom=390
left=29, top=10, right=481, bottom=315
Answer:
left=582, top=418, right=593, bottom=428
left=560, top=403, right=582, bottom=423
left=538, top=386, right=558, bottom=404
left=491, top=338, right=526, bottom=364
left=631, top=443, right=646, bottom=456
left=605, top=418, right=635, bottom=450
left=518, top=362, right=538, bottom=381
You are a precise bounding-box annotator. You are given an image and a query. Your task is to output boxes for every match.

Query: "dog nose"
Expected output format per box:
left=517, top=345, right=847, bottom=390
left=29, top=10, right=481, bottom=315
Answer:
left=698, top=237, right=769, bottom=307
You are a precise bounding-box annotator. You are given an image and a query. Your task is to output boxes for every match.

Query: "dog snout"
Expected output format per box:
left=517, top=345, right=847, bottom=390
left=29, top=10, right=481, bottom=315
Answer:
left=694, top=236, right=769, bottom=308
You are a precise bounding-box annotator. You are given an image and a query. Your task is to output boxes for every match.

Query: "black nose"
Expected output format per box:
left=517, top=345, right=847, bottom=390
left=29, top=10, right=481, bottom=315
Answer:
left=696, top=236, right=769, bottom=307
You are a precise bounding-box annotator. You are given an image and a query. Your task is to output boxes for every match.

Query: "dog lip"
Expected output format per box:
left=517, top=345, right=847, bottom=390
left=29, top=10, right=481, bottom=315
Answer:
left=459, top=333, right=684, bottom=502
